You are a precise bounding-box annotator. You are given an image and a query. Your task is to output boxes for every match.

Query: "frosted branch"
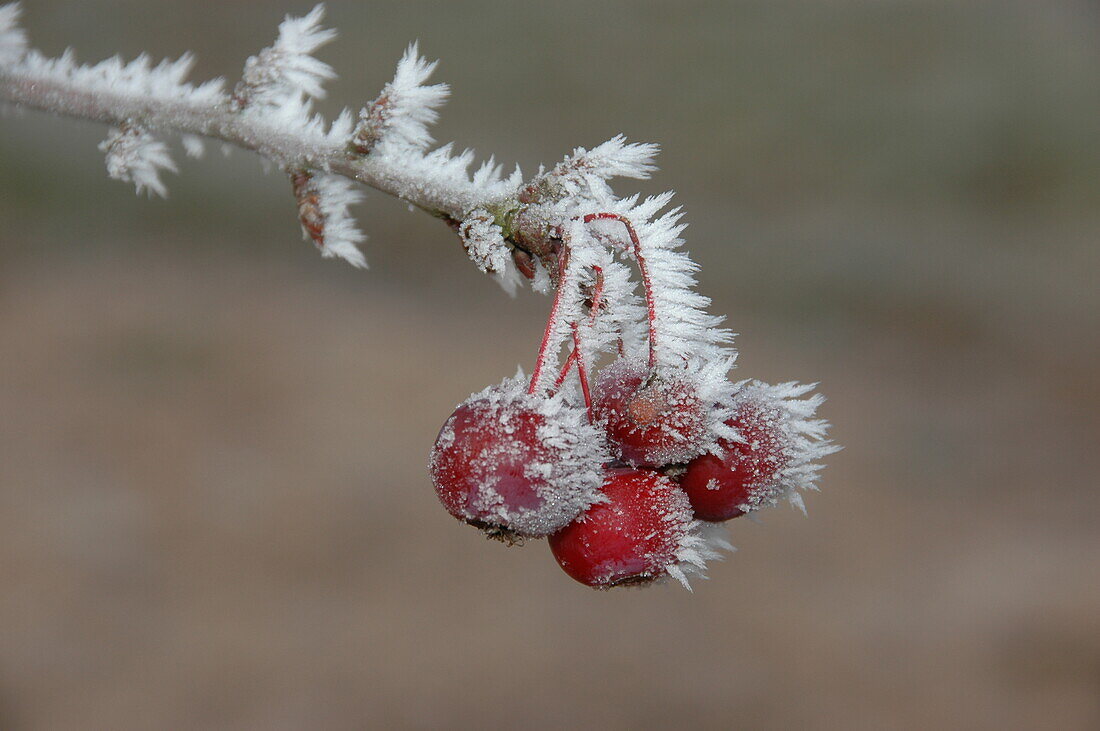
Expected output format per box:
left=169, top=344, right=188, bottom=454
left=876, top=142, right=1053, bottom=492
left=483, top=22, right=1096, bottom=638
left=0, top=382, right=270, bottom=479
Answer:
left=0, top=3, right=503, bottom=235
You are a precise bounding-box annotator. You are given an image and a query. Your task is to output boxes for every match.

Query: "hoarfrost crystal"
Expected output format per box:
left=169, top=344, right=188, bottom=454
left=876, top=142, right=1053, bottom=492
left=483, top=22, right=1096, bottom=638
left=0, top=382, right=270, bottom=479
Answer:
left=98, top=123, right=177, bottom=198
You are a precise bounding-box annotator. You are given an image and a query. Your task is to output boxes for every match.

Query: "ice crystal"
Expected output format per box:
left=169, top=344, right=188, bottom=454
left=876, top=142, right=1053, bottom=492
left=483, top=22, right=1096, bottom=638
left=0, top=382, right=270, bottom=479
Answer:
left=547, top=134, right=659, bottom=199
left=668, top=522, right=732, bottom=591
left=730, top=380, right=839, bottom=514
left=180, top=134, right=205, bottom=159
left=14, top=48, right=226, bottom=107
left=232, top=4, right=335, bottom=110
left=0, top=2, right=27, bottom=66
left=458, top=209, right=508, bottom=274
left=291, top=170, right=366, bottom=268
left=98, top=123, right=177, bottom=198
left=351, top=42, right=449, bottom=154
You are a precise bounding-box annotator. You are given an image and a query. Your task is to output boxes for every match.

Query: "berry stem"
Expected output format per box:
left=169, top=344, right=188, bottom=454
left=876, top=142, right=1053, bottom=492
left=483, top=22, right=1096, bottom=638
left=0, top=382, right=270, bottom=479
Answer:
left=551, top=263, right=605, bottom=396
left=582, top=213, right=658, bottom=369
left=572, top=322, right=594, bottom=416
left=554, top=348, right=578, bottom=390
left=588, top=265, right=605, bottom=320
left=529, top=244, right=573, bottom=395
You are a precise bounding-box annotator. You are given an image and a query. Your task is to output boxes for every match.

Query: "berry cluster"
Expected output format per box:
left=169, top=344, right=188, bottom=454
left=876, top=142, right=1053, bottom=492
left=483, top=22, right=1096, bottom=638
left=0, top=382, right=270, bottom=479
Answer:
left=0, top=3, right=832, bottom=590
left=429, top=145, right=836, bottom=589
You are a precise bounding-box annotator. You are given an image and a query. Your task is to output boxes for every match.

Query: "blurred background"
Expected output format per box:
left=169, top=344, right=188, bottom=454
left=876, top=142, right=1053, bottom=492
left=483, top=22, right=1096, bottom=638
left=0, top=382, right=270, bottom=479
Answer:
left=2, top=1, right=1098, bottom=728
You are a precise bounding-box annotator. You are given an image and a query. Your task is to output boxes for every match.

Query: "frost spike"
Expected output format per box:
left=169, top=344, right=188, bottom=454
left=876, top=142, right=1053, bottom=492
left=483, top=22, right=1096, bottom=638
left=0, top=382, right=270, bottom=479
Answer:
left=350, top=41, right=449, bottom=154
left=457, top=209, right=508, bottom=274
left=556, top=134, right=659, bottom=182
left=231, top=4, right=336, bottom=111
left=290, top=169, right=367, bottom=268
left=98, top=122, right=177, bottom=198
left=0, top=2, right=28, bottom=66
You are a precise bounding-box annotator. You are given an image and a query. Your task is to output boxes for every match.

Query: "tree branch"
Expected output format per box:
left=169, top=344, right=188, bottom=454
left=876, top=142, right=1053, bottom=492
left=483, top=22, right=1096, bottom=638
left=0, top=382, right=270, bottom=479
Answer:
left=0, top=66, right=487, bottom=220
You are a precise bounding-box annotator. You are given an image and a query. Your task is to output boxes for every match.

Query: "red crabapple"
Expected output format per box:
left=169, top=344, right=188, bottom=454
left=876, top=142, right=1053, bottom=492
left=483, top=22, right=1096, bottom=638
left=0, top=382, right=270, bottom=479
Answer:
left=592, top=357, right=708, bottom=467
left=549, top=467, right=711, bottom=588
left=679, top=388, right=790, bottom=521
left=429, top=375, right=608, bottom=540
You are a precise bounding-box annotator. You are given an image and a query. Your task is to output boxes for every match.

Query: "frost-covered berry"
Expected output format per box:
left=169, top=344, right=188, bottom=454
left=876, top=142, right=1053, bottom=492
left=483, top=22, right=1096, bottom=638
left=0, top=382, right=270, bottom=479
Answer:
left=429, top=375, right=608, bottom=539
left=592, top=357, right=707, bottom=467
left=549, top=467, right=720, bottom=589
left=679, top=380, right=833, bottom=521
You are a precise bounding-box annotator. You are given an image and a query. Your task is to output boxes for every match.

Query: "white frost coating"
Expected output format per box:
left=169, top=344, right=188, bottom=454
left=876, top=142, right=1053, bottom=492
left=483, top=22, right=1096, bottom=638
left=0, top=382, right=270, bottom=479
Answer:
left=429, top=373, right=609, bottom=537
left=354, top=42, right=449, bottom=153
left=581, top=255, right=648, bottom=360
left=308, top=172, right=367, bottom=268
left=13, top=48, right=227, bottom=108
left=234, top=4, right=335, bottom=110
left=99, top=124, right=177, bottom=198
left=521, top=141, right=737, bottom=389
left=458, top=209, right=508, bottom=274
left=526, top=182, right=740, bottom=454
left=608, top=191, right=733, bottom=367
left=0, top=3, right=27, bottom=66
left=732, top=380, right=839, bottom=514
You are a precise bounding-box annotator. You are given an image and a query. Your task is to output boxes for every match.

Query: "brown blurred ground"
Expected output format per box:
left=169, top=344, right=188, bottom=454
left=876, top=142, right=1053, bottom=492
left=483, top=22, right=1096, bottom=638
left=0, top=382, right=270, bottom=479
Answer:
left=2, top=1, right=1099, bottom=729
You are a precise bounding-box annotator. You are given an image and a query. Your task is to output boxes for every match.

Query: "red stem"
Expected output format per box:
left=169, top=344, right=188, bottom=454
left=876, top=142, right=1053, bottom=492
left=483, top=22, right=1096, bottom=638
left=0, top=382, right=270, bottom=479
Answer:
left=528, top=245, right=572, bottom=394
left=551, top=263, right=603, bottom=391
left=554, top=348, right=578, bottom=390
left=572, top=322, right=594, bottom=417
left=582, top=213, right=658, bottom=368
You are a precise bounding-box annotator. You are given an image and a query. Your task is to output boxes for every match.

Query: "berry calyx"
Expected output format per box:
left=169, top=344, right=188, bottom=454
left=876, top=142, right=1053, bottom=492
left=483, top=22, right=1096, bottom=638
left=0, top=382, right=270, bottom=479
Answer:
left=429, top=375, right=607, bottom=539
left=592, top=357, right=707, bottom=467
left=679, top=388, right=790, bottom=521
left=549, top=467, right=713, bottom=588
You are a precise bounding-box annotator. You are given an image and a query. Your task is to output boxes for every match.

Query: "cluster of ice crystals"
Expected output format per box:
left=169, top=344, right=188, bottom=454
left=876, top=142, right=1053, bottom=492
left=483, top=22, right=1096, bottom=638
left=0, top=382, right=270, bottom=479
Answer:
left=292, top=171, right=367, bottom=268
left=4, top=0, right=226, bottom=111
left=430, top=373, right=609, bottom=538
left=530, top=134, right=659, bottom=202
left=516, top=139, right=735, bottom=373
left=0, top=2, right=27, bottom=66
left=232, top=4, right=335, bottom=110
left=98, top=123, right=177, bottom=198
left=180, top=134, right=205, bottom=159
left=15, top=47, right=226, bottom=106
left=516, top=175, right=740, bottom=463
left=457, top=209, right=508, bottom=274
left=353, top=43, right=449, bottom=154
left=731, top=380, right=839, bottom=515
left=667, top=522, right=733, bottom=590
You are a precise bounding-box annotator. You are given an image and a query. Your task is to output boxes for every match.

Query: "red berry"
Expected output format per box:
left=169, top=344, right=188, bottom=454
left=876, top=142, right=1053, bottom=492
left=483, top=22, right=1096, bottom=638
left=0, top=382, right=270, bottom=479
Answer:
left=592, top=358, right=707, bottom=467
left=679, top=392, right=789, bottom=521
left=549, top=467, right=700, bottom=588
left=429, top=377, right=607, bottom=539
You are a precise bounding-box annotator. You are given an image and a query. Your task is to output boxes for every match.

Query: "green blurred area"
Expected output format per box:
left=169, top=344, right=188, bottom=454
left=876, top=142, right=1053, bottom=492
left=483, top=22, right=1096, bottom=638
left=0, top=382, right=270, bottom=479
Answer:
left=1, top=1, right=1098, bottom=729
